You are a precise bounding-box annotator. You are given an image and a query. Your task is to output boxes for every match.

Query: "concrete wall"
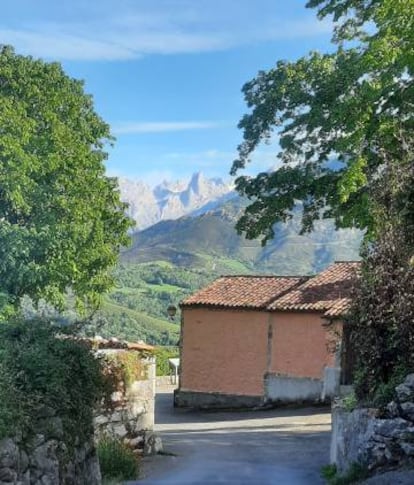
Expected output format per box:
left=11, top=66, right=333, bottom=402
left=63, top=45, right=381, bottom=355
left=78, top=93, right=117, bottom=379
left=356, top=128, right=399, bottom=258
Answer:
left=174, top=389, right=263, bottom=409
left=180, top=308, right=269, bottom=396
left=269, top=312, right=339, bottom=379
left=264, top=374, right=323, bottom=403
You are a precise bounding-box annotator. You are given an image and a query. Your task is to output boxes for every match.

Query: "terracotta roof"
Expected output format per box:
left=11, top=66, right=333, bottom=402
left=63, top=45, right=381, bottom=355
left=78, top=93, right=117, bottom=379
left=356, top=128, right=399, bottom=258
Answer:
left=181, top=276, right=304, bottom=310
left=324, top=298, right=353, bottom=318
left=268, top=261, right=360, bottom=317
left=67, top=336, right=155, bottom=352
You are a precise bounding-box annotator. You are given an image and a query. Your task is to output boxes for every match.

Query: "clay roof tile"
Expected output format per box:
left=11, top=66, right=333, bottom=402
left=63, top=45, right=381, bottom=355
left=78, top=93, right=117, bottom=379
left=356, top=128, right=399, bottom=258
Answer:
left=181, top=275, right=304, bottom=310
left=267, top=261, right=360, bottom=316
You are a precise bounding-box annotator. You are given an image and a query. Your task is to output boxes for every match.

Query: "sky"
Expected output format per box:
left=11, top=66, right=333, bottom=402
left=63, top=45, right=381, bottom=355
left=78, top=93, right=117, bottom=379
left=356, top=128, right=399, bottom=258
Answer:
left=1, top=0, right=334, bottom=186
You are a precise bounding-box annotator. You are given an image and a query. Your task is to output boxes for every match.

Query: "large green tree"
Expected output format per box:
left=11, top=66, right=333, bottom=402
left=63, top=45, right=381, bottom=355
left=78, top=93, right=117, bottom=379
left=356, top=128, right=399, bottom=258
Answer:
left=0, top=46, right=132, bottom=309
left=231, top=0, right=414, bottom=243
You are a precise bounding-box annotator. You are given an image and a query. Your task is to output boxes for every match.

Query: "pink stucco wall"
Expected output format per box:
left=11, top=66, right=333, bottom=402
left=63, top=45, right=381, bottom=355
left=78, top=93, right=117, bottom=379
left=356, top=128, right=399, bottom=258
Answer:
left=269, top=312, right=339, bottom=379
left=180, top=308, right=269, bottom=396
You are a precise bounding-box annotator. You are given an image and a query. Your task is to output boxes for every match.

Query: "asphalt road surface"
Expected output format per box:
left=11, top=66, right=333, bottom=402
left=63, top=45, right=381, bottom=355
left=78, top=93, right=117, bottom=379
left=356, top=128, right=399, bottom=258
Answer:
left=135, top=388, right=331, bottom=485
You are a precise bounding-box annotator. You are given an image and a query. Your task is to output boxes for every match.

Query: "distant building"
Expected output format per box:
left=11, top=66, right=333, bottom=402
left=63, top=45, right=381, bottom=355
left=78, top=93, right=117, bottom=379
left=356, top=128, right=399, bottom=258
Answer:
left=175, top=261, right=360, bottom=409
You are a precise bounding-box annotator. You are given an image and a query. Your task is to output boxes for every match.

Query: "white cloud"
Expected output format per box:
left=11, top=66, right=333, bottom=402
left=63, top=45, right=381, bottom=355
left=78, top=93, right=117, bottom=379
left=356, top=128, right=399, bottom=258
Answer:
left=112, top=121, right=221, bottom=135
left=0, top=28, right=135, bottom=61
left=0, top=1, right=333, bottom=61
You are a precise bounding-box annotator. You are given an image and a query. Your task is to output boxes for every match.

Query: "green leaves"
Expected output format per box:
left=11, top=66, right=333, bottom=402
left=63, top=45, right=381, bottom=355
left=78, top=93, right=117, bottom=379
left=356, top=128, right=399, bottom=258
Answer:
left=0, top=46, right=133, bottom=309
left=231, top=0, right=414, bottom=243
left=338, top=157, right=368, bottom=203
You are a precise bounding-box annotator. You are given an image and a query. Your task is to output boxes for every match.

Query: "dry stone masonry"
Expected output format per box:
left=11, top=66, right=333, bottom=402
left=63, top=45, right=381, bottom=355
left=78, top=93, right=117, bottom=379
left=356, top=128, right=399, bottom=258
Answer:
left=94, top=343, right=162, bottom=456
left=0, top=412, right=100, bottom=485
left=331, top=374, right=414, bottom=474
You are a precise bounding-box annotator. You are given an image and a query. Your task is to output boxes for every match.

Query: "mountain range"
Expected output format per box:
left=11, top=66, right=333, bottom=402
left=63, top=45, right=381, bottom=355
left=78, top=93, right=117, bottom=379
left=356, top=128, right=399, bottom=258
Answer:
left=118, top=172, right=232, bottom=230
left=122, top=195, right=362, bottom=276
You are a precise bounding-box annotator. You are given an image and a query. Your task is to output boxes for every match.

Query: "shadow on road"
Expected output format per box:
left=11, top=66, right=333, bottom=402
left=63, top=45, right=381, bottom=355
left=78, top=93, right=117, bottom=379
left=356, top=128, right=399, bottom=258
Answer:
left=135, top=390, right=331, bottom=484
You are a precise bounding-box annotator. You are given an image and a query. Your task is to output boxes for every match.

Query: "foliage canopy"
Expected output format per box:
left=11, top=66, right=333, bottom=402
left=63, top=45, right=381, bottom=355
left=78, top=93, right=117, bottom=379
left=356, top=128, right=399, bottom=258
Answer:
left=0, top=320, right=105, bottom=446
left=231, top=0, right=414, bottom=243
left=0, top=46, right=132, bottom=309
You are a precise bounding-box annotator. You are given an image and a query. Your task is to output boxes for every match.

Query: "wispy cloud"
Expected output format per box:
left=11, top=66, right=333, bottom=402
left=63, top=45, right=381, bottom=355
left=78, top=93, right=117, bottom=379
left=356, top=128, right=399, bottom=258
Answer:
left=0, top=28, right=134, bottom=61
left=0, top=1, right=333, bottom=61
left=112, top=121, right=221, bottom=135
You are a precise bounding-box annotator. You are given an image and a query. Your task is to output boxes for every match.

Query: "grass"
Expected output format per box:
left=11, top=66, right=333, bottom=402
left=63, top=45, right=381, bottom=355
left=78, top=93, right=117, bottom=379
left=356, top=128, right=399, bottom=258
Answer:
left=321, top=463, right=369, bottom=484
left=144, top=282, right=183, bottom=293
left=98, top=437, right=139, bottom=482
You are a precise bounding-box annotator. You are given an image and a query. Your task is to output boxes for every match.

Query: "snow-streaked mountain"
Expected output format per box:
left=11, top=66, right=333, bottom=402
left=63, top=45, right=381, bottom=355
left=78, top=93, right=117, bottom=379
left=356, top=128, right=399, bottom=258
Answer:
left=118, top=172, right=233, bottom=230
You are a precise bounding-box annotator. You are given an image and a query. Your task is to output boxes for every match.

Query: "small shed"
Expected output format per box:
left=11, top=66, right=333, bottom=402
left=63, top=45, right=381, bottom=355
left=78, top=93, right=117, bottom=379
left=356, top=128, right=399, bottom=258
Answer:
left=175, top=262, right=360, bottom=409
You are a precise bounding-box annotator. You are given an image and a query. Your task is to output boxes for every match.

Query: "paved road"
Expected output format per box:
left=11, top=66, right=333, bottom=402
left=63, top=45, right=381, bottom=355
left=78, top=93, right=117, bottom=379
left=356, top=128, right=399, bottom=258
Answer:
left=136, top=388, right=331, bottom=485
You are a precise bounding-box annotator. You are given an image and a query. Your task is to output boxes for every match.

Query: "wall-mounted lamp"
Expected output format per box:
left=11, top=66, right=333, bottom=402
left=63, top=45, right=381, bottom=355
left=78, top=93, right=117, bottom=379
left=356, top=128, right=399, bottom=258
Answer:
left=167, top=304, right=177, bottom=321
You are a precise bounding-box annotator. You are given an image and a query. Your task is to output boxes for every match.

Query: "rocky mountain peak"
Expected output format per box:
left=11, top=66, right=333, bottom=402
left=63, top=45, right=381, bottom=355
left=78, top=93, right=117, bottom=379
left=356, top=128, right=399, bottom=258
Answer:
left=118, top=172, right=233, bottom=230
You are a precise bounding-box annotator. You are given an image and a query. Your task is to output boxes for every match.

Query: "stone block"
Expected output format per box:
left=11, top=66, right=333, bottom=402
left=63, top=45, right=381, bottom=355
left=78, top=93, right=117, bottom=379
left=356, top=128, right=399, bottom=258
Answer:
left=0, top=439, right=18, bottom=468
left=0, top=466, right=17, bottom=482
left=400, top=402, right=414, bottom=422
left=396, top=375, right=414, bottom=403
left=30, top=440, right=59, bottom=475
left=111, top=391, right=123, bottom=403
left=19, top=450, right=29, bottom=472
left=374, top=418, right=410, bottom=438
left=94, top=414, right=109, bottom=426
left=143, top=432, right=163, bottom=455
left=111, top=423, right=128, bottom=438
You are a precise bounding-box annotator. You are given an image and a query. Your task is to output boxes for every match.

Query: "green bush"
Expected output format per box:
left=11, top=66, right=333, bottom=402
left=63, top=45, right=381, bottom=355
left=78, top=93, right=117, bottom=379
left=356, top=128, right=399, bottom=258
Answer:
left=154, top=346, right=179, bottom=376
left=341, top=393, right=358, bottom=412
left=348, top=225, right=414, bottom=404
left=98, top=436, right=139, bottom=481
left=0, top=320, right=105, bottom=447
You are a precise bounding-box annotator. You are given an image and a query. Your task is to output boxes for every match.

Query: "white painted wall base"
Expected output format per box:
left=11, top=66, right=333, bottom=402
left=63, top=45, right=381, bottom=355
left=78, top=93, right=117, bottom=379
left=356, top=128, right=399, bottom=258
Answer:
left=264, top=374, right=323, bottom=403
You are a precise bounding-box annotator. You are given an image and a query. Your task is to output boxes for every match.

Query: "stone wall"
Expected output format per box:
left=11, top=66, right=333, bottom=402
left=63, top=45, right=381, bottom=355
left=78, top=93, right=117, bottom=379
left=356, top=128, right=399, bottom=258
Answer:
left=331, top=374, right=414, bottom=474
left=0, top=339, right=160, bottom=484
left=94, top=349, right=161, bottom=455
left=0, top=416, right=100, bottom=485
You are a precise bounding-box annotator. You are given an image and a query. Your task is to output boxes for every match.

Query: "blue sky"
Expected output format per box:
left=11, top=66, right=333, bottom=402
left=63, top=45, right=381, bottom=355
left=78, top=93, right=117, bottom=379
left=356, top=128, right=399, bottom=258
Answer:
left=2, top=0, right=334, bottom=186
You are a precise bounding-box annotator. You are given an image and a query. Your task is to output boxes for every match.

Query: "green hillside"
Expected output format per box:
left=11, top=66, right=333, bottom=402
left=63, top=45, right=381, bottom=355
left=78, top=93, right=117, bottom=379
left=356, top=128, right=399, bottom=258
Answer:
left=89, top=298, right=180, bottom=345
left=123, top=197, right=362, bottom=275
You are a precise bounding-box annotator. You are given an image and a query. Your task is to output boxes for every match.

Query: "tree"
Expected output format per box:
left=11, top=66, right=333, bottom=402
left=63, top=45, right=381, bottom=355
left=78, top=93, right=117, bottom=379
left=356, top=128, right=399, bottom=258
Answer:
left=346, top=147, right=414, bottom=402
left=231, top=0, right=414, bottom=243
left=0, top=46, right=133, bottom=309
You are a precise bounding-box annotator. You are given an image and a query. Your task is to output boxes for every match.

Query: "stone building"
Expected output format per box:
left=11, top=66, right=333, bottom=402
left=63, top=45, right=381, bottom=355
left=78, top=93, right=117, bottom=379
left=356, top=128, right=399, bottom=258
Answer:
left=175, top=261, right=359, bottom=409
